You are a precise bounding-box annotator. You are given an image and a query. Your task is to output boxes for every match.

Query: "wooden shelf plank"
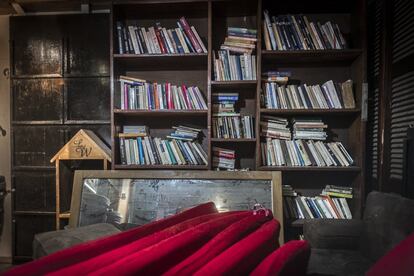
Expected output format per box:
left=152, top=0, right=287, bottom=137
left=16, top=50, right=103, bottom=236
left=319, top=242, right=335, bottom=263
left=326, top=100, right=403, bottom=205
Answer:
left=260, top=108, right=361, bottom=115
left=211, top=138, right=256, bottom=142
left=113, top=109, right=208, bottom=116
left=113, top=53, right=208, bottom=69
left=261, top=49, right=363, bottom=65
left=114, top=164, right=209, bottom=170
left=210, top=80, right=257, bottom=87
left=258, top=166, right=361, bottom=172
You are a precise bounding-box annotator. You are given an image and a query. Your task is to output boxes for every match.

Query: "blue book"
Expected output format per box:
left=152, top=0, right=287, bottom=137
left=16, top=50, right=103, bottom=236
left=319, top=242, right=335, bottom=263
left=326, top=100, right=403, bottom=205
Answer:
left=171, top=29, right=184, bottom=54
left=235, top=55, right=242, bottom=80
left=293, top=141, right=305, bottom=166
left=165, top=141, right=177, bottom=165
left=176, top=140, right=190, bottom=163
left=137, top=137, right=144, bottom=164
left=305, top=198, right=320, bottom=218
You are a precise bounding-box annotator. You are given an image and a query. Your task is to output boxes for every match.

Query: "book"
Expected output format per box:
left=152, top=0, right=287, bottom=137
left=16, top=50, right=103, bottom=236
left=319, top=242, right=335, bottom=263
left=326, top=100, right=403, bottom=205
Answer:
left=212, top=147, right=235, bottom=169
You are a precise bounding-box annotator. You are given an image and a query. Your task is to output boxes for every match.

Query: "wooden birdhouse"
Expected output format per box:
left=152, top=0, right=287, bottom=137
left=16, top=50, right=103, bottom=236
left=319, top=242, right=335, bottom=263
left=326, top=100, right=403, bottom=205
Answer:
left=51, top=129, right=111, bottom=229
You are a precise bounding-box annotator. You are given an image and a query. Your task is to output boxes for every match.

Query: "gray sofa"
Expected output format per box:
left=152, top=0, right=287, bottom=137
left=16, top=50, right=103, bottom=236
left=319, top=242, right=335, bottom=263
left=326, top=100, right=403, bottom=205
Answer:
left=304, top=191, right=414, bottom=276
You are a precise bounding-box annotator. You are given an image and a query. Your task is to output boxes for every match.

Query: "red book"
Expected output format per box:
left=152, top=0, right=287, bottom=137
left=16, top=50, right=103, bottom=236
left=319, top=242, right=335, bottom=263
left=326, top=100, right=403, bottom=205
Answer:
left=155, top=27, right=167, bottom=54
left=181, top=85, right=191, bottom=109
left=214, top=152, right=235, bottom=159
left=179, top=17, right=202, bottom=53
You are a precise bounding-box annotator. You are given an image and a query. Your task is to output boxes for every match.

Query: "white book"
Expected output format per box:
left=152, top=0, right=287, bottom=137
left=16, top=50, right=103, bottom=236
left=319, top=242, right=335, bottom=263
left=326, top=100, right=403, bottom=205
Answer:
left=337, top=142, right=354, bottom=164
left=264, top=10, right=277, bottom=50
left=154, top=138, right=166, bottom=164
left=148, top=27, right=161, bottom=53
left=300, top=196, right=315, bottom=219
left=167, top=140, right=182, bottom=165
left=308, top=141, right=324, bottom=166
left=175, top=27, right=190, bottom=53
left=252, top=55, right=256, bottom=80
left=322, top=198, right=339, bottom=219
left=125, top=139, right=131, bottom=165
left=317, top=198, right=332, bottom=218
left=141, top=138, right=150, bottom=165
left=128, top=25, right=140, bottom=54
left=333, top=198, right=345, bottom=219
left=294, top=198, right=305, bottom=219
left=191, top=142, right=207, bottom=165
left=144, top=137, right=155, bottom=165
left=140, top=27, right=152, bottom=54
left=339, top=198, right=352, bottom=219
left=183, top=142, right=197, bottom=165
left=191, top=26, right=207, bottom=53
left=132, top=140, right=139, bottom=165
left=330, top=143, right=349, bottom=166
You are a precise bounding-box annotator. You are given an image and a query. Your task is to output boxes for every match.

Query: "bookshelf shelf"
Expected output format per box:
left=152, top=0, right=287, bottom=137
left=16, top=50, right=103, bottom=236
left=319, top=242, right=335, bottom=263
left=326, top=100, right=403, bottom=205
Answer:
left=258, top=166, right=361, bottom=172
left=260, top=108, right=361, bottom=115
left=113, top=53, right=208, bottom=69
left=211, top=138, right=257, bottom=143
left=261, top=49, right=363, bottom=65
left=113, top=109, right=208, bottom=116
left=114, top=164, right=208, bottom=170
left=210, top=80, right=257, bottom=87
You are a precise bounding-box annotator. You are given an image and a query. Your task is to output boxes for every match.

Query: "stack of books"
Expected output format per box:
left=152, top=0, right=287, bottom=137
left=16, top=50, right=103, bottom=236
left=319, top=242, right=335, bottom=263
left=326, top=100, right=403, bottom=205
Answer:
left=322, top=185, right=353, bottom=199
left=262, top=79, right=356, bottom=109
left=119, top=125, right=207, bottom=166
left=120, top=76, right=207, bottom=111
left=262, top=71, right=291, bottom=84
left=212, top=92, right=255, bottom=139
left=263, top=11, right=347, bottom=51
left=116, top=17, right=207, bottom=54
left=292, top=118, right=327, bottom=140
left=283, top=185, right=352, bottom=220
left=260, top=116, right=291, bottom=140
left=261, top=139, right=354, bottom=167
left=214, top=27, right=257, bottom=81
left=167, top=126, right=202, bottom=141
left=212, top=147, right=235, bottom=169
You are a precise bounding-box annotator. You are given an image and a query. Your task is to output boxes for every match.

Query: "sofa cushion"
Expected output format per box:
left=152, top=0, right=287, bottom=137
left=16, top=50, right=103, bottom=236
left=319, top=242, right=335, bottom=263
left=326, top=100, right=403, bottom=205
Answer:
left=367, top=231, right=414, bottom=276
left=33, top=223, right=120, bottom=259
left=307, top=248, right=373, bottom=276
left=251, top=240, right=310, bottom=276
left=194, top=219, right=280, bottom=276
left=361, top=191, right=414, bottom=260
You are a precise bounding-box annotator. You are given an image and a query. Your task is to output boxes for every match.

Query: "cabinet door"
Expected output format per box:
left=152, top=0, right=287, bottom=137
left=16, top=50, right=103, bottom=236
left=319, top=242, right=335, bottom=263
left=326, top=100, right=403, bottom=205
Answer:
left=13, top=126, right=65, bottom=167
left=65, top=77, right=110, bottom=122
left=11, top=16, right=62, bottom=77
left=63, top=14, right=109, bottom=76
left=13, top=171, right=55, bottom=212
left=12, top=78, right=64, bottom=123
left=14, top=215, right=55, bottom=257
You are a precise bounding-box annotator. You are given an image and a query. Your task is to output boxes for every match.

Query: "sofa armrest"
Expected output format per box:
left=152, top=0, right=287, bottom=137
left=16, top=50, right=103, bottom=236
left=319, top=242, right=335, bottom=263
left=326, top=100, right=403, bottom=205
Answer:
left=33, top=223, right=121, bottom=259
left=303, top=219, right=363, bottom=250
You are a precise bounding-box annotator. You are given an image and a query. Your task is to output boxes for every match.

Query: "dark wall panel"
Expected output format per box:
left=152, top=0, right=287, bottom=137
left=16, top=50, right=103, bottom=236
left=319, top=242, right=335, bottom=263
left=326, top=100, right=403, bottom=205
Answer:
left=14, top=216, right=55, bottom=257
left=13, top=79, right=64, bottom=122
left=13, top=171, right=55, bottom=212
left=66, top=78, right=110, bottom=121
left=13, top=126, right=65, bottom=167
left=11, top=16, right=62, bottom=76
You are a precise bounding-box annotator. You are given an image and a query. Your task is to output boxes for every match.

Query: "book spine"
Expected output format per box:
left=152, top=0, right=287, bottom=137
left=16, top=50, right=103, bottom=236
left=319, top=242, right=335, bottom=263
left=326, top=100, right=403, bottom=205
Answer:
left=179, top=17, right=202, bottom=53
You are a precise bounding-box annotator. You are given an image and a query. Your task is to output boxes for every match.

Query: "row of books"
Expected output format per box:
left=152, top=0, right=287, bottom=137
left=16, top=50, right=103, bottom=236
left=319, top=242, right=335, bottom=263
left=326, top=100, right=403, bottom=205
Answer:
left=263, top=11, right=347, bottom=51
left=212, top=147, right=235, bottom=170
left=214, top=51, right=257, bottom=81
left=120, top=76, right=207, bottom=110
left=262, top=80, right=356, bottom=110
left=283, top=185, right=352, bottom=219
left=292, top=118, right=327, bottom=140
left=119, top=126, right=207, bottom=166
left=212, top=115, right=255, bottom=139
left=116, top=17, right=207, bottom=55
left=261, top=139, right=354, bottom=167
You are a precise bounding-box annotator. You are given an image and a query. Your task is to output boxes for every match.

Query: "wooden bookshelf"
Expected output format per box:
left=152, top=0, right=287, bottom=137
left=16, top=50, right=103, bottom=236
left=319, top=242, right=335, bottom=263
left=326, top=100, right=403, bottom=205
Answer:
left=109, top=0, right=367, bottom=239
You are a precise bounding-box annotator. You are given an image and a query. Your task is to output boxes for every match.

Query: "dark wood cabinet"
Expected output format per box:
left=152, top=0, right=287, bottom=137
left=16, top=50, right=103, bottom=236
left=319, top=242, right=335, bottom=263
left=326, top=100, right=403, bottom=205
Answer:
left=10, top=13, right=110, bottom=262
left=12, top=79, right=64, bottom=123
left=63, top=14, right=110, bottom=76
left=11, top=16, right=62, bottom=77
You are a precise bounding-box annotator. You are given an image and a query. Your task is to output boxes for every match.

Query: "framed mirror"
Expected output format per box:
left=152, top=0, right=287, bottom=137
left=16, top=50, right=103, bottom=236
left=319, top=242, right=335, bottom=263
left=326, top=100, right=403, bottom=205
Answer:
left=70, top=170, right=283, bottom=243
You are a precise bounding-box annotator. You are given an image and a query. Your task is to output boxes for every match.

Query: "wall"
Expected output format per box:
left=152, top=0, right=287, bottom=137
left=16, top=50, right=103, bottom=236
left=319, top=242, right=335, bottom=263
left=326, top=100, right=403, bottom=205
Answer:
left=0, top=15, right=11, bottom=262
